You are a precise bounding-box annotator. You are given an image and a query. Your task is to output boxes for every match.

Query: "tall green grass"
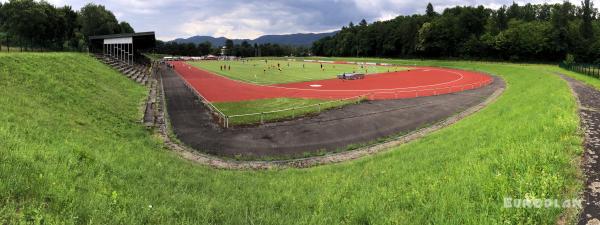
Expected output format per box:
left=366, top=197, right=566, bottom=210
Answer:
left=0, top=53, right=583, bottom=224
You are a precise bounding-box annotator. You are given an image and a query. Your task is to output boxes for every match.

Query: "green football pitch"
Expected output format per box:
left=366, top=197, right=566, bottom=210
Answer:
left=188, top=59, right=406, bottom=85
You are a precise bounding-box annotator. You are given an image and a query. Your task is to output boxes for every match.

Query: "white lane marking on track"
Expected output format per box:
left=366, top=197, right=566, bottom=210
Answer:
left=309, top=84, right=323, bottom=87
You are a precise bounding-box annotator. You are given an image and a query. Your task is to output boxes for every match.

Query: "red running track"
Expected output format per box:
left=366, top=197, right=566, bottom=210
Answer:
left=168, top=61, right=493, bottom=103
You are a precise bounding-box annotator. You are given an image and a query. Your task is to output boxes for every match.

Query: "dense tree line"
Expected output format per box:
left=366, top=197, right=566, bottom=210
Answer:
left=155, top=39, right=311, bottom=57
left=313, top=1, right=600, bottom=63
left=0, top=0, right=134, bottom=51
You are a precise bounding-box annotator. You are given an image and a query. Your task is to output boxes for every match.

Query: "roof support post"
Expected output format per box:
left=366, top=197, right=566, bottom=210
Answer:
left=129, top=43, right=132, bottom=65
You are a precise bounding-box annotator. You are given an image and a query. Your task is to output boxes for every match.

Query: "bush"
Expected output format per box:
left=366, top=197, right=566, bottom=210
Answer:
left=564, top=54, right=576, bottom=65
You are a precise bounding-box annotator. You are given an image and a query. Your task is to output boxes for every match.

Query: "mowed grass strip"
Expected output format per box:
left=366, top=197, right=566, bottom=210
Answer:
left=189, top=59, right=404, bottom=85
left=0, top=53, right=583, bottom=224
left=214, top=97, right=362, bottom=126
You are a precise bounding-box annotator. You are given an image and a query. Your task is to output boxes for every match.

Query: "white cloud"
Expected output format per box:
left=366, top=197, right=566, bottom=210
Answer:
left=4, top=0, right=600, bottom=40
left=179, top=20, right=265, bottom=40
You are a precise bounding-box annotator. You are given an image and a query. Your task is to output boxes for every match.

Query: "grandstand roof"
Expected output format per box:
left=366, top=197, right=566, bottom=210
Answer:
left=88, top=32, right=156, bottom=54
left=88, top=32, right=155, bottom=40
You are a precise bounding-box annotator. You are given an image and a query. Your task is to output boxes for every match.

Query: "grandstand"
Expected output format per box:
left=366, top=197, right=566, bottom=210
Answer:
left=88, top=32, right=155, bottom=65
left=89, top=32, right=156, bottom=85
left=93, top=55, right=152, bottom=85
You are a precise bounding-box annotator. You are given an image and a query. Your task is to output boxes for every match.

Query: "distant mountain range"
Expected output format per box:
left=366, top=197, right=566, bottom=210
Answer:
left=170, top=31, right=337, bottom=47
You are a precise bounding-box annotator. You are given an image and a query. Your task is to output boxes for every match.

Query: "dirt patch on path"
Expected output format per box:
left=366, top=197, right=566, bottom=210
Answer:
left=559, top=74, right=600, bottom=225
left=160, top=64, right=504, bottom=160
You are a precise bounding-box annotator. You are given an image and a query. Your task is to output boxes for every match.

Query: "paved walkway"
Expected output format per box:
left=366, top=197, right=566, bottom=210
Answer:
left=559, top=74, right=600, bottom=225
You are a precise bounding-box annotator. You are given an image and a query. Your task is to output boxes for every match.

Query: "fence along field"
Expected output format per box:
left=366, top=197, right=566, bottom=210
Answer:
left=560, top=62, right=600, bottom=78
left=216, top=95, right=366, bottom=126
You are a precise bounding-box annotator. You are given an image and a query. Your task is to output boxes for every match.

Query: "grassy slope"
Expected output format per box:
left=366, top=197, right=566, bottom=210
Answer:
left=0, top=53, right=583, bottom=224
left=189, top=60, right=402, bottom=85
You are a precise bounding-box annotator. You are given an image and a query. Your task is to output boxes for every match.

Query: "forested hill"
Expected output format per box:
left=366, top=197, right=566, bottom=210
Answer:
left=172, top=32, right=337, bottom=47
left=0, top=1, right=135, bottom=51
left=312, top=1, right=600, bottom=63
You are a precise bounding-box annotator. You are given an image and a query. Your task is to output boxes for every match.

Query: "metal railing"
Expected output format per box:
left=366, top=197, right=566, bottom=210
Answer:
left=560, top=63, right=600, bottom=78
left=222, top=79, right=492, bottom=127
left=226, top=95, right=366, bottom=126
left=175, top=68, right=230, bottom=127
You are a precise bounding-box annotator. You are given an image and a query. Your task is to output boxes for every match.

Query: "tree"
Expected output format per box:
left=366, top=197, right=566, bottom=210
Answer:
left=197, top=41, right=212, bottom=55
left=0, top=1, right=5, bottom=51
left=521, top=3, right=536, bottom=21
left=59, top=6, right=79, bottom=49
left=359, top=19, right=368, bottom=27
left=537, top=4, right=552, bottom=21
left=78, top=3, right=119, bottom=38
left=118, top=21, right=134, bottom=33
left=426, top=3, right=437, bottom=18
left=312, top=2, right=600, bottom=62
left=581, top=0, right=594, bottom=40
left=551, top=2, right=574, bottom=56
left=39, top=1, right=62, bottom=49
left=507, top=2, right=521, bottom=20
left=0, top=1, right=134, bottom=51
left=497, top=6, right=508, bottom=31
left=564, top=53, right=576, bottom=65
left=224, top=39, right=234, bottom=49
left=494, top=21, right=552, bottom=60
left=223, top=39, right=234, bottom=55
left=416, top=22, right=433, bottom=53
left=2, top=0, right=49, bottom=51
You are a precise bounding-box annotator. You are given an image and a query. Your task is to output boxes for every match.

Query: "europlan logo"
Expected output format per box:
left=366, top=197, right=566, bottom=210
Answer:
left=503, top=197, right=582, bottom=209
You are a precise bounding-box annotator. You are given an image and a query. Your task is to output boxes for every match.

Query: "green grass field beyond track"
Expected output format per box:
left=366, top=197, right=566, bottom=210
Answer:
left=0, top=53, right=586, bottom=224
left=189, top=59, right=405, bottom=85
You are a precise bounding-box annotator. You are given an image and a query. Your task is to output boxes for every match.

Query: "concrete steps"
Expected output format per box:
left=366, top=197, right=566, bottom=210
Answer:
left=93, top=54, right=151, bottom=86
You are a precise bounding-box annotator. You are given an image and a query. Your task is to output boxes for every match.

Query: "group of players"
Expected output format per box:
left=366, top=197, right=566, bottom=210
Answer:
left=213, top=60, right=403, bottom=76
left=219, top=64, right=231, bottom=71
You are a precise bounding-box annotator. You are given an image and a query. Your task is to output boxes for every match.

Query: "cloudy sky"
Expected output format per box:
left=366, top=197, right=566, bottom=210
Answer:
left=11, top=0, right=600, bottom=40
